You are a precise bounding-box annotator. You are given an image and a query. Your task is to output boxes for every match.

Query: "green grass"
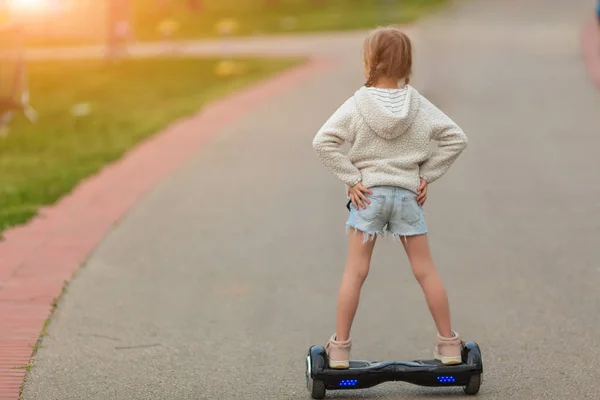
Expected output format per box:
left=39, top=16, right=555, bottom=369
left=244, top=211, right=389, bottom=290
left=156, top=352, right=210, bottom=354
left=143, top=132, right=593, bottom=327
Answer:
left=0, top=56, right=300, bottom=233
left=24, top=0, right=447, bottom=47
left=132, top=0, right=447, bottom=39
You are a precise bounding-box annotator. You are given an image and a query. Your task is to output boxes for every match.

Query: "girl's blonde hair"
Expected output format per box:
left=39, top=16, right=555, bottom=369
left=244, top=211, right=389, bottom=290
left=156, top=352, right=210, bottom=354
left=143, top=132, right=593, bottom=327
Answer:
left=363, top=26, right=413, bottom=87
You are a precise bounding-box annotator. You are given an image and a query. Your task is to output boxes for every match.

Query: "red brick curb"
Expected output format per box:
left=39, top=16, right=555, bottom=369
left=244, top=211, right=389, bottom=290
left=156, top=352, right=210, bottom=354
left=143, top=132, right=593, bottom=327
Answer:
left=582, top=17, right=600, bottom=90
left=0, top=56, right=337, bottom=400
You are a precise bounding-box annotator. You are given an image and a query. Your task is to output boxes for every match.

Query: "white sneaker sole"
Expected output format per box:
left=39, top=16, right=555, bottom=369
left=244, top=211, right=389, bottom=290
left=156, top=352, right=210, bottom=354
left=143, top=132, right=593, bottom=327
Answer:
left=435, top=355, right=462, bottom=365
left=329, top=360, right=350, bottom=369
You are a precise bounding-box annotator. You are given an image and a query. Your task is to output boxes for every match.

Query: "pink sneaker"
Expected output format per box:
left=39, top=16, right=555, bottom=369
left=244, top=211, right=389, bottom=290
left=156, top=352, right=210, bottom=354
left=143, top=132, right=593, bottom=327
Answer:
left=434, top=331, right=463, bottom=365
left=325, top=334, right=351, bottom=369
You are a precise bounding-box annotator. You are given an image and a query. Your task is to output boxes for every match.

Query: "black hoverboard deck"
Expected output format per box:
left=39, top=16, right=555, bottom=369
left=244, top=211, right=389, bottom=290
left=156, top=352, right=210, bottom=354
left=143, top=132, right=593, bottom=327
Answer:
left=305, top=341, right=483, bottom=399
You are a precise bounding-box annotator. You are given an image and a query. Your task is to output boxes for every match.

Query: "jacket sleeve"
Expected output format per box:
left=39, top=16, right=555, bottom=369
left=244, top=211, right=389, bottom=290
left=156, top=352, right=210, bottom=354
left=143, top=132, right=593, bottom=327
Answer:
left=418, top=98, right=468, bottom=184
left=312, top=99, right=363, bottom=187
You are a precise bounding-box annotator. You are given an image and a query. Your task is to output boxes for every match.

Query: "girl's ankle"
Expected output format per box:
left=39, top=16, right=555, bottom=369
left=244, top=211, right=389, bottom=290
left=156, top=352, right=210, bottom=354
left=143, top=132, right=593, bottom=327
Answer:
left=438, top=330, right=455, bottom=339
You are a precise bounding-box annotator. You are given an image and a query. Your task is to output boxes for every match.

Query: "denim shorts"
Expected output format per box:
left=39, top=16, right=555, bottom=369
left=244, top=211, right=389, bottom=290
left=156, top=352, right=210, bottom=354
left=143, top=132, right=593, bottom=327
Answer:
left=346, top=186, right=427, bottom=242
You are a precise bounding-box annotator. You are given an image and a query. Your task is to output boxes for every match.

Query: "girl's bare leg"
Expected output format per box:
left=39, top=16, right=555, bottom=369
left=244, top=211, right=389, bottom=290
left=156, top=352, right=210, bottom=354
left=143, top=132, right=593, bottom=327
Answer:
left=401, top=234, right=452, bottom=338
left=335, top=229, right=377, bottom=341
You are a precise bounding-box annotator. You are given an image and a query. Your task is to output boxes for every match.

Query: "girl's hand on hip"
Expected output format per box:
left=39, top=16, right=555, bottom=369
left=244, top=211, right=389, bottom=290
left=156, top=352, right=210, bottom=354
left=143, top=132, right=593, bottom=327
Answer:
left=348, top=182, right=372, bottom=210
left=416, top=178, right=427, bottom=206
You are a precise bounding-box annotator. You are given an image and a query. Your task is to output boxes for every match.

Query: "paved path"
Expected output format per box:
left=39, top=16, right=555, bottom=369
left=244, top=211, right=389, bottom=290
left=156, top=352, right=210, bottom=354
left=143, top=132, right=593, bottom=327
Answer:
left=16, top=0, right=600, bottom=399
left=24, top=30, right=375, bottom=60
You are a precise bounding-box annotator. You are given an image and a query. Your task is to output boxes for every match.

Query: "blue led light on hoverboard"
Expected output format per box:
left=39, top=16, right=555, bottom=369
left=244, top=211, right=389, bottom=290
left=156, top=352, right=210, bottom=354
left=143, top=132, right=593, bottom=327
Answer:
left=436, top=375, right=456, bottom=383
left=339, top=379, right=358, bottom=387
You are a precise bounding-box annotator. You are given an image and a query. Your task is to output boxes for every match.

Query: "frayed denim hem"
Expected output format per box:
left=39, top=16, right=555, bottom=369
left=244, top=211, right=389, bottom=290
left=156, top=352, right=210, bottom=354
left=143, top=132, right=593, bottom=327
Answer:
left=346, top=223, right=428, bottom=245
left=345, top=224, right=384, bottom=244
left=390, top=231, right=428, bottom=245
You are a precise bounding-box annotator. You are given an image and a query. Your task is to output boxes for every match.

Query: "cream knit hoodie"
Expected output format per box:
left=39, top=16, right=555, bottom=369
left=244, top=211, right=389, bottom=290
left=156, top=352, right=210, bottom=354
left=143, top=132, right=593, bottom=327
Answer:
left=312, top=85, right=468, bottom=194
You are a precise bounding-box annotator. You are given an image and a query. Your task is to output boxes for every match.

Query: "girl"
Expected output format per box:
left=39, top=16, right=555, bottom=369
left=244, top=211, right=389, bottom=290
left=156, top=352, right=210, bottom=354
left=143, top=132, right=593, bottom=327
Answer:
left=312, top=26, right=468, bottom=368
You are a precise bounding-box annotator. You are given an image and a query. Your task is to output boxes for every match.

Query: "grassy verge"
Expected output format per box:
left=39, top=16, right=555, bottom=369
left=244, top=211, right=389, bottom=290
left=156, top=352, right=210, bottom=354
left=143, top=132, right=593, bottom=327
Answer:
left=23, top=0, right=447, bottom=47
left=0, top=56, right=301, bottom=233
left=132, top=0, right=447, bottom=39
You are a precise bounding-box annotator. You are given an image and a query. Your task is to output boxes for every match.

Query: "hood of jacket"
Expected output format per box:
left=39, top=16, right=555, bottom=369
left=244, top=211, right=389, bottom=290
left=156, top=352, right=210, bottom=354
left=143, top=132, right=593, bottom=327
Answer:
left=353, top=85, right=421, bottom=140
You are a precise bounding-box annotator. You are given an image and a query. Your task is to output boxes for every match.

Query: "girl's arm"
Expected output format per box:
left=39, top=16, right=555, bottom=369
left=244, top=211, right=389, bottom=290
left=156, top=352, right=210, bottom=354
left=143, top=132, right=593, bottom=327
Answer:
left=312, top=101, right=362, bottom=187
left=418, top=99, right=468, bottom=184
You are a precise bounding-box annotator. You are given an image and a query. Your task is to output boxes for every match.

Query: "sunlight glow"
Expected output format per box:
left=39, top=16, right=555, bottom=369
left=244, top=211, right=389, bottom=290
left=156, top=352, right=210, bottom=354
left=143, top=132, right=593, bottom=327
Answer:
left=7, top=0, right=49, bottom=12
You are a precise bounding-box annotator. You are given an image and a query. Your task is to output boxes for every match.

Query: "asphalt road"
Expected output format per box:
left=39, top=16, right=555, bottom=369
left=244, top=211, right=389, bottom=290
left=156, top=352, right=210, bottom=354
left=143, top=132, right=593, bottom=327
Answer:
left=22, top=0, right=600, bottom=399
